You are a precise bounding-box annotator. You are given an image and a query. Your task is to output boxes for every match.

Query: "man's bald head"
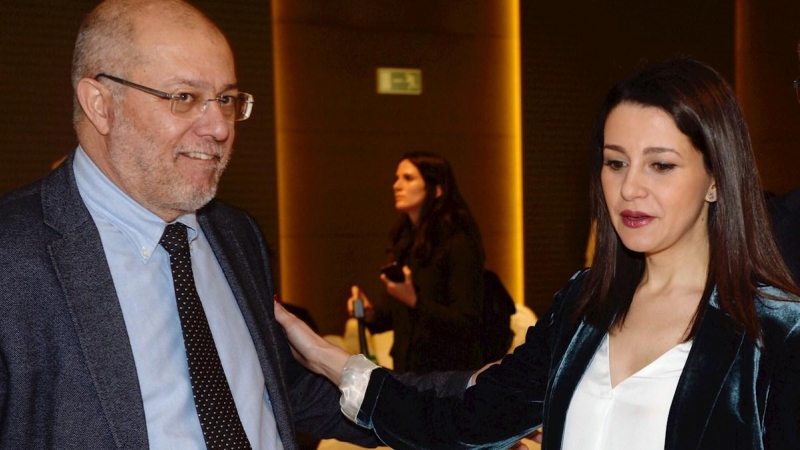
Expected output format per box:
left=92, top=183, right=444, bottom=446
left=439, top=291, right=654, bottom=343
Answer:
left=71, top=0, right=226, bottom=128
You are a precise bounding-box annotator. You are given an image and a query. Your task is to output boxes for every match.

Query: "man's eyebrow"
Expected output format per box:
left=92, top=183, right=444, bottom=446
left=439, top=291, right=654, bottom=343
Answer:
left=166, top=78, right=239, bottom=93
left=220, top=82, right=238, bottom=92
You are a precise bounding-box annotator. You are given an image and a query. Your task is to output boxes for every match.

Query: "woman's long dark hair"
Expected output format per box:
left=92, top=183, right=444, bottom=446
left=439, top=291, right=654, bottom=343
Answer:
left=389, top=151, right=485, bottom=265
left=574, top=57, right=799, bottom=342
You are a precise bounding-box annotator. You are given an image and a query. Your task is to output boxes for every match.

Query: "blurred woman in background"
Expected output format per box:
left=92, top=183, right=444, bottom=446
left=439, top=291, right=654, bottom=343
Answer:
left=347, top=151, right=487, bottom=373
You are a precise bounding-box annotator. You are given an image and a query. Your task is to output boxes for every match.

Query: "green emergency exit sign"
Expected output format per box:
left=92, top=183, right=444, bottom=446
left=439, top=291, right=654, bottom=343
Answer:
left=376, top=68, right=422, bottom=95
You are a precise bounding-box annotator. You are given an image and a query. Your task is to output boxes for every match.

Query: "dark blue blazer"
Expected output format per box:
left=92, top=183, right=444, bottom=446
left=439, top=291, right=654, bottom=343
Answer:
left=357, top=271, right=800, bottom=450
left=770, top=188, right=800, bottom=284
left=0, top=153, right=375, bottom=449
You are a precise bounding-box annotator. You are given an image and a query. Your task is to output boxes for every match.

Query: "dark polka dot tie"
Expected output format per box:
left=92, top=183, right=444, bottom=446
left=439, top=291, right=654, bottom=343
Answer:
left=160, top=223, right=252, bottom=449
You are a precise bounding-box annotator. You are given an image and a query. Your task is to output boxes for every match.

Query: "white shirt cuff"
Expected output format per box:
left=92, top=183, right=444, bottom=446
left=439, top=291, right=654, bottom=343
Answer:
left=338, top=354, right=379, bottom=422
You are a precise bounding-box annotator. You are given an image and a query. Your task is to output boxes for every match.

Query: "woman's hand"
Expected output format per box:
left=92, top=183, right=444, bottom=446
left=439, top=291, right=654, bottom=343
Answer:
left=468, top=359, right=502, bottom=387
left=346, top=285, right=375, bottom=323
left=508, top=429, right=544, bottom=449
left=381, top=265, right=418, bottom=308
left=274, top=300, right=351, bottom=383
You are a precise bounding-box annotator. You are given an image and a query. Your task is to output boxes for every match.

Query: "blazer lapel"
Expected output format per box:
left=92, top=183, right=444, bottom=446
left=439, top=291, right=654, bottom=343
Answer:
left=544, top=320, right=606, bottom=450
left=665, top=305, right=744, bottom=450
left=43, top=161, right=148, bottom=449
left=199, top=211, right=298, bottom=448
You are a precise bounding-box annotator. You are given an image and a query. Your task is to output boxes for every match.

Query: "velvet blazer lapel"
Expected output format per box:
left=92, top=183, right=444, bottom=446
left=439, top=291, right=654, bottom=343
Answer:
left=541, top=297, right=744, bottom=450
left=665, top=304, right=744, bottom=450
left=42, top=157, right=149, bottom=449
left=197, top=210, right=275, bottom=376
left=543, top=320, right=606, bottom=450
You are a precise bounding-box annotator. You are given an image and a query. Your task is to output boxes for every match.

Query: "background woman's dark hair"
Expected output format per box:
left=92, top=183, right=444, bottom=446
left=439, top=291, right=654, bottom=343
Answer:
left=389, top=151, right=485, bottom=265
left=575, top=56, right=799, bottom=342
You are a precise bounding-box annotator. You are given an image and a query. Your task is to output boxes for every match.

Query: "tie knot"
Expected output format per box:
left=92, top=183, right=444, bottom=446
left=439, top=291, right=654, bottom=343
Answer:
left=160, top=223, right=189, bottom=257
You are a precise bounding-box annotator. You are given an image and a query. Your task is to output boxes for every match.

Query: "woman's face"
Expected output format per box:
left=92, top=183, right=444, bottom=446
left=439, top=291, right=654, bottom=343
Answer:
left=393, top=159, right=428, bottom=221
left=601, top=103, right=716, bottom=259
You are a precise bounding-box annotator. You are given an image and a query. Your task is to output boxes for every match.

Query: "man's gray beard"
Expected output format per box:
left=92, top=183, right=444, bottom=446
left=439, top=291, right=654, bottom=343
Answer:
left=107, top=111, right=229, bottom=214
left=172, top=142, right=229, bottom=212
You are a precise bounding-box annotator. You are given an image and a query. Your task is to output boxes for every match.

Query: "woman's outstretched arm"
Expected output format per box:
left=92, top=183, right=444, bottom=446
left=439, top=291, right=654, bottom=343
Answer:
left=274, top=300, right=351, bottom=383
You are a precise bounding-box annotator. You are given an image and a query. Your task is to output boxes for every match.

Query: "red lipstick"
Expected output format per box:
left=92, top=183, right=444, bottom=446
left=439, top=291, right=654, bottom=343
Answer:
left=621, top=210, right=654, bottom=228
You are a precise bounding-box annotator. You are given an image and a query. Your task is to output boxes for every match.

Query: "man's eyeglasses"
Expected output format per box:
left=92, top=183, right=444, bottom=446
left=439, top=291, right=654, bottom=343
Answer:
left=794, top=77, right=800, bottom=104
left=95, top=73, right=254, bottom=122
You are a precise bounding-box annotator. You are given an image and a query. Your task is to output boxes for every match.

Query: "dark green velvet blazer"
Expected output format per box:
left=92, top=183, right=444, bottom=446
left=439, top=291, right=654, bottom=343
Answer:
left=356, top=270, right=800, bottom=450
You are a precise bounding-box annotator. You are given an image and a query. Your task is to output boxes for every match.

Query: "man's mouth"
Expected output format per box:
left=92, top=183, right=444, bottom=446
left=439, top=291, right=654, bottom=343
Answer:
left=182, top=152, right=219, bottom=161
left=179, top=152, right=220, bottom=161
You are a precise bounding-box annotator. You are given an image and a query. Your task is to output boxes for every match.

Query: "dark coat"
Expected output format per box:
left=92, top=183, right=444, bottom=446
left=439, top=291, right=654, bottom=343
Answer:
left=770, top=188, right=800, bottom=284
left=0, top=153, right=375, bottom=449
left=368, top=229, right=484, bottom=373
left=357, top=270, right=800, bottom=450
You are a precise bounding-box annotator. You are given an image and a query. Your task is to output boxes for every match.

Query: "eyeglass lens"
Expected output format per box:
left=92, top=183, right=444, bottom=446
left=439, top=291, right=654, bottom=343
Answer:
left=169, top=92, right=253, bottom=121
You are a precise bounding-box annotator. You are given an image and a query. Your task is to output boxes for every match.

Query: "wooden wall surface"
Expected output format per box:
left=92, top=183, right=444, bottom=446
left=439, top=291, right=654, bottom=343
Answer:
left=273, top=1, right=521, bottom=335
left=520, top=1, right=737, bottom=314
left=3, top=0, right=797, bottom=333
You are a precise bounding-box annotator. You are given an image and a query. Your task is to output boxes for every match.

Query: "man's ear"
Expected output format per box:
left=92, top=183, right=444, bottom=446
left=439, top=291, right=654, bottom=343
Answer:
left=76, top=78, right=113, bottom=135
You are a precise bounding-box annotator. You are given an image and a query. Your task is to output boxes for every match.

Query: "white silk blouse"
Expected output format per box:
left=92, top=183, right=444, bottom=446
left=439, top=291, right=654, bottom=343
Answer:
left=562, top=334, right=692, bottom=450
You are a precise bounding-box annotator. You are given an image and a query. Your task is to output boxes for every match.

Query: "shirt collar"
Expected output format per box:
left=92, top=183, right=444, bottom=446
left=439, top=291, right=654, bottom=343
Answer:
left=73, top=146, right=199, bottom=262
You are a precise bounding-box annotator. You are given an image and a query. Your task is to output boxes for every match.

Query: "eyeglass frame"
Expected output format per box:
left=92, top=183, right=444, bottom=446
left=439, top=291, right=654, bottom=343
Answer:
left=94, top=73, right=254, bottom=121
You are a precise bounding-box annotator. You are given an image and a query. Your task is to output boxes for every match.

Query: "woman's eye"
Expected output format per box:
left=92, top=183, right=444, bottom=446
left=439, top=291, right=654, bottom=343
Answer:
left=652, top=162, right=677, bottom=172
left=604, top=160, right=625, bottom=170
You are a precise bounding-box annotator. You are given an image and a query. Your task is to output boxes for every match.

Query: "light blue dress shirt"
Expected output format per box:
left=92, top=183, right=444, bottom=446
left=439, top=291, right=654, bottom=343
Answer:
left=73, top=147, right=283, bottom=450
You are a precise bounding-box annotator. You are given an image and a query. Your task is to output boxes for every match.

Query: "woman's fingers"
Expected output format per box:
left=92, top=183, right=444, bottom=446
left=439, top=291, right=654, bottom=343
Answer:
left=274, top=300, right=352, bottom=382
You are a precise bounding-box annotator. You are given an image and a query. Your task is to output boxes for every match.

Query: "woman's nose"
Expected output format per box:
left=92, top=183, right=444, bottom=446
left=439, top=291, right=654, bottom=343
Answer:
left=620, top=169, right=646, bottom=201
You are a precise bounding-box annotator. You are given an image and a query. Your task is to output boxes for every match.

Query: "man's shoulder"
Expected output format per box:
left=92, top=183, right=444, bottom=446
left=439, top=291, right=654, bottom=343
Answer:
left=1, top=176, right=44, bottom=203
left=1, top=159, right=88, bottom=238
left=769, top=188, right=800, bottom=224
left=0, top=179, right=59, bottom=267
left=0, top=179, right=46, bottom=229
left=197, top=199, right=267, bottom=249
left=198, top=198, right=254, bottom=227
left=768, top=189, right=800, bottom=281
